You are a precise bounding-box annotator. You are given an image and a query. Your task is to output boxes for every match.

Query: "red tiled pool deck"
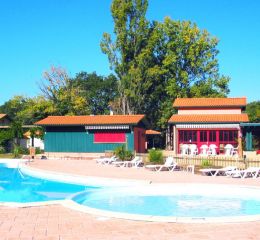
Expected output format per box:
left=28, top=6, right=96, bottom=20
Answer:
left=1, top=159, right=260, bottom=240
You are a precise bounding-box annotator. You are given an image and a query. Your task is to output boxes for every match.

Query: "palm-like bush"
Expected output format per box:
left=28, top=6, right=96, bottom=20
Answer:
left=114, top=145, right=133, bottom=161
left=148, top=149, right=163, bottom=164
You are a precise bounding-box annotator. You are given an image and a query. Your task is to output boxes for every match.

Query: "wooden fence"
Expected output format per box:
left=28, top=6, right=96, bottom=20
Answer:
left=138, top=153, right=260, bottom=169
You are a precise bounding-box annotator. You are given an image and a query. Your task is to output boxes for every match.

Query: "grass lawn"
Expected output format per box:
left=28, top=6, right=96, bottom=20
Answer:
left=0, top=153, right=15, bottom=159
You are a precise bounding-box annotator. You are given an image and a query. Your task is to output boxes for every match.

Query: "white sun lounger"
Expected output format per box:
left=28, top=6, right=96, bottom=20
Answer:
left=95, top=156, right=118, bottom=165
left=227, top=167, right=260, bottom=178
left=200, top=166, right=238, bottom=177
left=112, top=156, right=142, bottom=168
left=145, top=157, right=178, bottom=172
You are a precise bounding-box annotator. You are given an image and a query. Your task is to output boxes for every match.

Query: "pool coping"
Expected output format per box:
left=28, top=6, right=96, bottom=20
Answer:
left=1, top=159, right=260, bottom=223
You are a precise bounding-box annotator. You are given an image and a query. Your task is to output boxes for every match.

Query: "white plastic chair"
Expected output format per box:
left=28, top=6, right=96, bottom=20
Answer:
left=180, top=144, right=189, bottom=156
left=224, top=144, right=234, bottom=156
left=232, top=146, right=239, bottom=156
left=208, top=144, right=217, bottom=156
left=200, top=144, right=208, bottom=156
left=189, top=144, right=198, bottom=156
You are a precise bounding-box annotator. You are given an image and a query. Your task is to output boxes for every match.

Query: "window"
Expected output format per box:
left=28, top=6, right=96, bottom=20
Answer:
left=219, top=130, right=238, bottom=143
left=94, top=132, right=126, bottom=143
left=209, top=131, right=216, bottom=142
left=200, top=131, right=207, bottom=142
left=179, top=130, right=197, bottom=143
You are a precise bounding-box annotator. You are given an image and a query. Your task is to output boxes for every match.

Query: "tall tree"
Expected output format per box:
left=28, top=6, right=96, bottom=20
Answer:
left=246, top=101, right=260, bottom=122
left=101, top=0, right=230, bottom=129
left=0, top=95, right=27, bottom=121
left=101, top=0, right=151, bottom=114
left=39, top=66, right=90, bottom=116
left=10, top=121, right=23, bottom=145
left=0, top=95, right=56, bottom=125
left=158, top=18, right=230, bottom=127
left=74, top=72, right=118, bottom=115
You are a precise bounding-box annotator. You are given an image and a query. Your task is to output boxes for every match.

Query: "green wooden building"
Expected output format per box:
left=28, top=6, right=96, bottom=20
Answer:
left=35, top=115, right=147, bottom=154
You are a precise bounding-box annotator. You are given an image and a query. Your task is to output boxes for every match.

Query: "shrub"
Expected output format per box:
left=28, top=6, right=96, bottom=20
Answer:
left=114, top=145, right=133, bottom=161
left=148, top=149, right=163, bottom=164
left=35, top=147, right=43, bottom=154
left=201, top=159, right=212, bottom=168
left=0, top=145, right=6, bottom=154
left=13, top=145, right=29, bottom=158
left=13, top=145, right=20, bottom=158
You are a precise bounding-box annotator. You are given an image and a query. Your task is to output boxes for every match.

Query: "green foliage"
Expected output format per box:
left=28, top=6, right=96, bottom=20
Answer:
left=201, top=159, right=212, bottom=168
left=74, top=72, right=118, bottom=115
left=246, top=101, right=260, bottom=123
left=114, top=145, right=133, bottom=161
left=0, top=70, right=119, bottom=125
left=0, top=95, right=54, bottom=125
left=101, top=0, right=152, bottom=115
left=35, top=147, right=43, bottom=154
left=40, top=66, right=90, bottom=116
left=101, top=0, right=230, bottom=130
left=0, top=95, right=27, bottom=121
left=0, top=129, right=13, bottom=146
left=10, top=121, right=23, bottom=145
left=13, top=144, right=29, bottom=158
left=0, top=2, right=231, bottom=134
left=0, top=146, right=5, bottom=154
left=13, top=145, right=20, bottom=158
left=148, top=149, right=163, bottom=164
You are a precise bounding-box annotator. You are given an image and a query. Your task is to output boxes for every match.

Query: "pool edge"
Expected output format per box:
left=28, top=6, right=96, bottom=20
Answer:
left=1, top=159, right=260, bottom=224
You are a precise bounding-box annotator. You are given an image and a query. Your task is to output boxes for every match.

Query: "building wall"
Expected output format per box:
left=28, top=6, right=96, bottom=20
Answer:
left=178, top=108, right=241, bottom=115
left=44, top=126, right=135, bottom=153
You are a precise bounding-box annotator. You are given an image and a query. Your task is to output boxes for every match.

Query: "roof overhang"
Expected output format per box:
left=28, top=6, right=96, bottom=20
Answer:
left=240, top=123, right=260, bottom=127
left=176, top=124, right=240, bottom=129
left=35, top=115, right=147, bottom=127
left=173, top=97, right=247, bottom=108
left=85, top=125, right=130, bottom=130
left=145, top=129, right=161, bottom=135
left=168, top=114, right=249, bottom=124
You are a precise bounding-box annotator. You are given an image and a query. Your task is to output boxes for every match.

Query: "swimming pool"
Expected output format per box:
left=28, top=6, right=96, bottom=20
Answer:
left=0, top=162, right=97, bottom=203
left=72, top=184, right=260, bottom=221
left=1, top=160, right=260, bottom=223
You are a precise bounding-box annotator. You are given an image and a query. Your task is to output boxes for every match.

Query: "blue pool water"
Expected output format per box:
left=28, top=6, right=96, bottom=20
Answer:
left=0, top=163, right=97, bottom=203
left=73, top=188, right=260, bottom=218
left=2, top=163, right=260, bottom=219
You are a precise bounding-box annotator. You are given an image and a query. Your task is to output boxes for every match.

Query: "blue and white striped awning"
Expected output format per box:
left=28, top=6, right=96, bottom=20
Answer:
left=176, top=124, right=240, bottom=129
left=85, top=125, right=130, bottom=130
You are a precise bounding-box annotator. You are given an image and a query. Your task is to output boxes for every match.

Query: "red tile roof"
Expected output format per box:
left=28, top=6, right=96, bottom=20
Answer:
left=173, top=97, right=247, bottom=108
left=0, top=114, right=7, bottom=119
left=168, top=114, right=249, bottom=123
left=145, top=129, right=161, bottom=135
left=35, top=115, right=145, bottom=126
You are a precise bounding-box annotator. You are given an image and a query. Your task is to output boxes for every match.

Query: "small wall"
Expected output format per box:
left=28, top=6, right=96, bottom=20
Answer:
left=43, top=152, right=104, bottom=160
left=244, top=151, right=260, bottom=160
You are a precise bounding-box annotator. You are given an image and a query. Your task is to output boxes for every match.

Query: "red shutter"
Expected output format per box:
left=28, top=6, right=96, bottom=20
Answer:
left=94, top=132, right=126, bottom=143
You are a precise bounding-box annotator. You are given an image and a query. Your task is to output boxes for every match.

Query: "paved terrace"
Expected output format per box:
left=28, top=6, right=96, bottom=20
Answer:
left=1, top=159, right=260, bottom=240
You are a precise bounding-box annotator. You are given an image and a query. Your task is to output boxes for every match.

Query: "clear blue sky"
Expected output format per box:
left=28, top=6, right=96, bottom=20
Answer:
left=0, top=0, right=259, bottom=105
